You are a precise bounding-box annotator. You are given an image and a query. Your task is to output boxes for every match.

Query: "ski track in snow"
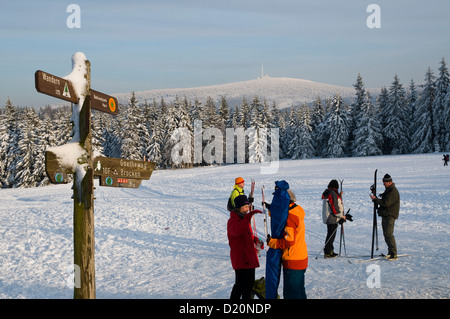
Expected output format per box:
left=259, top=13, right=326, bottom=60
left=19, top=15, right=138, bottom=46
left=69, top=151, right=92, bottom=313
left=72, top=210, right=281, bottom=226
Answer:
left=0, top=154, right=449, bottom=299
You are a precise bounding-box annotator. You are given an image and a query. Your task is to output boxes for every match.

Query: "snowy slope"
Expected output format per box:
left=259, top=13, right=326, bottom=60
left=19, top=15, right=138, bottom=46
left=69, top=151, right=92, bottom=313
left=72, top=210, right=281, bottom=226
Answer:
left=114, top=77, right=361, bottom=108
left=0, top=154, right=449, bottom=299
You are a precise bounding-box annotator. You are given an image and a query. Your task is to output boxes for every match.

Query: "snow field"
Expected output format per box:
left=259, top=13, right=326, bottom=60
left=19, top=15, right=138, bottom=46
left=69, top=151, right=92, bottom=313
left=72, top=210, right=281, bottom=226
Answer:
left=0, top=153, right=449, bottom=298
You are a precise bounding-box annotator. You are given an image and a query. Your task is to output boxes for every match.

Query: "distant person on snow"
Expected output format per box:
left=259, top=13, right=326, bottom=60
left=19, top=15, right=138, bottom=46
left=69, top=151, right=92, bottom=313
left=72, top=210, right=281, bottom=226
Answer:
left=227, top=195, right=262, bottom=299
left=370, top=174, right=400, bottom=260
left=443, top=154, right=449, bottom=166
left=321, top=179, right=346, bottom=258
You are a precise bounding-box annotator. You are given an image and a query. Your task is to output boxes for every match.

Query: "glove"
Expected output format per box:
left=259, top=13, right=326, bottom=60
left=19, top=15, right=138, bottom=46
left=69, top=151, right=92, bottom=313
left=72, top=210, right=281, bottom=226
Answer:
left=262, top=202, right=271, bottom=209
left=266, top=234, right=271, bottom=245
left=254, top=237, right=264, bottom=250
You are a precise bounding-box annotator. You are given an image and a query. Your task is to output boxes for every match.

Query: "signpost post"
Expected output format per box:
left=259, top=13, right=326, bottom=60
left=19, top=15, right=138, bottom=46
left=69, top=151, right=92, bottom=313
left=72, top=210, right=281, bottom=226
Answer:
left=35, top=52, right=156, bottom=299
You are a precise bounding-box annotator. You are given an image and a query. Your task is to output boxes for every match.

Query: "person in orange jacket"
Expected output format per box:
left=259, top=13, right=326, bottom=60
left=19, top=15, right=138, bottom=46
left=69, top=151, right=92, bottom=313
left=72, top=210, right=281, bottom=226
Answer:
left=266, top=189, right=308, bottom=299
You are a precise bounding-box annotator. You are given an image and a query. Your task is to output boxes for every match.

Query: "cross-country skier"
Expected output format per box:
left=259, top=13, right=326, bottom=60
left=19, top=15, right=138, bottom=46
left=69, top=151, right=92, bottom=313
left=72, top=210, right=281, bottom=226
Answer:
left=227, top=195, right=262, bottom=299
left=370, top=174, right=400, bottom=260
left=321, top=179, right=346, bottom=258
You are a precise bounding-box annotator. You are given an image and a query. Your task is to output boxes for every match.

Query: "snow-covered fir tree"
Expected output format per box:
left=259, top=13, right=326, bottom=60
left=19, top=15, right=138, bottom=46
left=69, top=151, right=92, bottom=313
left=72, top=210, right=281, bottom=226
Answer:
left=376, top=87, right=389, bottom=154
left=411, top=68, right=436, bottom=153
left=352, top=91, right=383, bottom=156
left=310, top=96, right=326, bottom=157
left=432, top=58, right=449, bottom=151
left=407, top=79, right=418, bottom=128
left=444, top=90, right=450, bottom=151
left=323, top=94, right=351, bottom=158
left=14, top=108, right=41, bottom=187
left=349, top=74, right=366, bottom=150
left=0, top=99, right=20, bottom=187
left=384, top=75, right=410, bottom=154
left=121, top=92, right=149, bottom=160
left=289, top=103, right=314, bottom=159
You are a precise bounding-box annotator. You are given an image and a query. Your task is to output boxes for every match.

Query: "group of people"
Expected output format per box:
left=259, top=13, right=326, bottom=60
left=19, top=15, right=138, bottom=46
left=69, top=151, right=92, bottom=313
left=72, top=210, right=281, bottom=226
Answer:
left=226, top=174, right=401, bottom=299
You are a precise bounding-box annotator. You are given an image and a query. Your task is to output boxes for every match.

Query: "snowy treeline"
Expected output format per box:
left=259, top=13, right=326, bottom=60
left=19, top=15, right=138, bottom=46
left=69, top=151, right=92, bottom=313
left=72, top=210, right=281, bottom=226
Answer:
left=1, top=58, right=449, bottom=188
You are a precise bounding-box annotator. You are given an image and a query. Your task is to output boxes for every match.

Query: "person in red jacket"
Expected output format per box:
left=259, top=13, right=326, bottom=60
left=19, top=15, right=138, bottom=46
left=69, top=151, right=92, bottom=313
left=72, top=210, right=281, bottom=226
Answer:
left=227, top=194, right=262, bottom=299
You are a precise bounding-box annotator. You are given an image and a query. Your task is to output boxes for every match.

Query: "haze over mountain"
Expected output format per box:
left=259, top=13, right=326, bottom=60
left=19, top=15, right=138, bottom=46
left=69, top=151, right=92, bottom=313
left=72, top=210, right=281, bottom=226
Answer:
left=114, top=76, right=372, bottom=108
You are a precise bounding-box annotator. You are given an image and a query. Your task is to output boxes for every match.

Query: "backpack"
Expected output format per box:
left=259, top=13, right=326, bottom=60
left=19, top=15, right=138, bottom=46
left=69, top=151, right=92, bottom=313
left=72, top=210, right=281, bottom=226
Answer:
left=322, top=198, right=332, bottom=224
left=322, top=190, right=343, bottom=224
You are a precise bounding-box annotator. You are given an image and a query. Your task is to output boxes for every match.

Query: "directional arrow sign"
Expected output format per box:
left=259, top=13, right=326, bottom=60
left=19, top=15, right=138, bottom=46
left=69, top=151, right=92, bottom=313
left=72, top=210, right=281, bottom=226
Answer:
left=99, top=176, right=142, bottom=188
left=93, top=156, right=156, bottom=181
left=35, top=70, right=78, bottom=103
left=45, top=150, right=74, bottom=184
left=90, top=89, right=119, bottom=115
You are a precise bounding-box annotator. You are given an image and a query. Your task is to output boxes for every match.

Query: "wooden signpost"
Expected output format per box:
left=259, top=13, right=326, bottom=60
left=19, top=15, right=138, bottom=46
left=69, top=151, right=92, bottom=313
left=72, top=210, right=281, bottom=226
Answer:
left=35, top=70, right=78, bottom=103
left=35, top=53, right=156, bottom=299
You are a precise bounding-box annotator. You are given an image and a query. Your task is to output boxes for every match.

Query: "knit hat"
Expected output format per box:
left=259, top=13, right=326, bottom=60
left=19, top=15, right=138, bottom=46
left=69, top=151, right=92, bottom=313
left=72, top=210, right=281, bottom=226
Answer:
left=234, top=195, right=249, bottom=208
left=328, top=179, right=339, bottom=189
left=235, top=177, right=244, bottom=185
left=382, top=174, right=392, bottom=182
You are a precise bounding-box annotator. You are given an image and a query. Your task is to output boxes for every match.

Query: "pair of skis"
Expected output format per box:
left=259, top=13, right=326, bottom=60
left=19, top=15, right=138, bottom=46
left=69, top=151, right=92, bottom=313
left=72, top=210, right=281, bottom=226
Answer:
left=371, top=169, right=379, bottom=259
left=250, top=180, right=269, bottom=251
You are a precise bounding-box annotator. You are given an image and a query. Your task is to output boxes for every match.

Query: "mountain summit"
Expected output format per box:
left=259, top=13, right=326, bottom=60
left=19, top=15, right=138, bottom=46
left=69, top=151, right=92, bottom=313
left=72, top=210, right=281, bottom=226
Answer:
left=114, top=76, right=358, bottom=108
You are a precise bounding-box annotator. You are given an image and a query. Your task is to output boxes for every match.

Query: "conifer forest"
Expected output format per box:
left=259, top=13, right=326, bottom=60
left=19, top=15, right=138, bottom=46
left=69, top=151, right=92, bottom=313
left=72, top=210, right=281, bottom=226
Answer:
left=1, top=58, right=449, bottom=188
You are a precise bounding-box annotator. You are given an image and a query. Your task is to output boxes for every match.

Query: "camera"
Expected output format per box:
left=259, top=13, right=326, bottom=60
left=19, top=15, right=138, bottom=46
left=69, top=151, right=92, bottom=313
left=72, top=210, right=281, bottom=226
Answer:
left=339, top=209, right=353, bottom=224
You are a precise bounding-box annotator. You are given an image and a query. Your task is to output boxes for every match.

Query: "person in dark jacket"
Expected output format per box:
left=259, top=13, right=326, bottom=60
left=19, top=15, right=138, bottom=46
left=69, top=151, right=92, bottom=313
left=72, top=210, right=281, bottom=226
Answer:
left=322, top=179, right=345, bottom=258
left=227, top=195, right=262, bottom=299
left=370, top=174, right=400, bottom=259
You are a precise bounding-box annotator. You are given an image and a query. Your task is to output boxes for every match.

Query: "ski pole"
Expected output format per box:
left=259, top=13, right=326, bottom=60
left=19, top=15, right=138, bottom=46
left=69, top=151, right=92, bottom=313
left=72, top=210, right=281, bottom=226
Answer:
left=338, top=179, right=346, bottom=257
left=262, top=186, right=269, bottom=249
left=250, top=178, right=257, bottom=237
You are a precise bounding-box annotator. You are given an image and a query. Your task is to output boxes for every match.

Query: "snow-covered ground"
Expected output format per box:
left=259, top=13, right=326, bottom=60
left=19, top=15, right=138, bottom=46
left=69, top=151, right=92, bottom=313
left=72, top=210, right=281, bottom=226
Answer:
left=0, top=153, right=449, bottom=299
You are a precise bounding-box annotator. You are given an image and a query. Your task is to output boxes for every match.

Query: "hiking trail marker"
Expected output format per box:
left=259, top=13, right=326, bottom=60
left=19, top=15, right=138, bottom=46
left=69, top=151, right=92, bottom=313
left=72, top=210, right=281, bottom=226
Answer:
left=35, top=52, right=156, bottom=299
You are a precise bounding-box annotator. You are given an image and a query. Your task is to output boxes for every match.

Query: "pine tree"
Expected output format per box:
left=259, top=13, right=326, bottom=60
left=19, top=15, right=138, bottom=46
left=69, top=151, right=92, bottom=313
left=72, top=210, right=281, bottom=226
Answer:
left=294, top=103, right=314, bottom=159
left=15, top=108, right=41, bottom=187
left=384, top=75, right=410, bottom=154
left=310, top=96, right=326, bottom=157
left=172, top=96, right=193, bottom=168
left=350, top=74, right=366, bottom=150
left=218, top=96, right=229, bottom=131
left=102, top=116, right=121, bottom=158
left=433, top=58, right=449, bottom=151
left=411, top=68, right=435, bottom=153
left=408, top=79, right=418, bottom=127
left=324, top=94, right=351, bottom=158
left=282, top=106, right=296, bottom=159
left=239, top=98, right=251, bottom=129
left=352, top=92, right=383, bottom=156
left=444, top=91, right=450, bottom=151
left=248, top=96, right=268, bottom=163
left=1, top=99, right=21, bottom=187
left=121, top=92, right=148, bottom=160
left=376, top=87, right=389, bottom=154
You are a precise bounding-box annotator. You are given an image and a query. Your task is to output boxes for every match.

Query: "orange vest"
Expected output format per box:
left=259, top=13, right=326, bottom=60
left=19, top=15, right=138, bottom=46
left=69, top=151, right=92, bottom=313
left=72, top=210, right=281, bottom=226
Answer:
left=268, top=203, right=308, bottom=270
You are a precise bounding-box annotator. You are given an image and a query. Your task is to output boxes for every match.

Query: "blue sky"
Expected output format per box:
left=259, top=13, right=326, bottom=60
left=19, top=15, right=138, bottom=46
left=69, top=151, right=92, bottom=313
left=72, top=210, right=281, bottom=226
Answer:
left=1, top=0, right=449, bottom=108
